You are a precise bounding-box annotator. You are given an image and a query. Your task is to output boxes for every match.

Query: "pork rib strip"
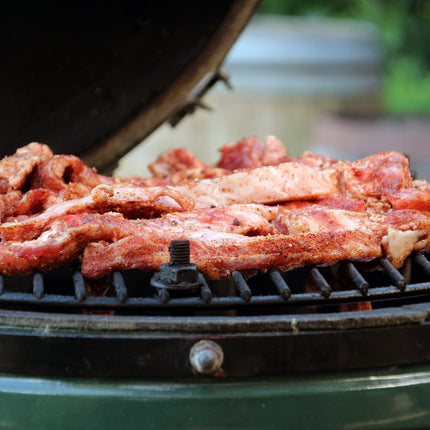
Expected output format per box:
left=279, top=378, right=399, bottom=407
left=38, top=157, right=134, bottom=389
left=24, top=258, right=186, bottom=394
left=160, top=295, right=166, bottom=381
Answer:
left=81, top=209, right=430, bottom=279
left=0, top=150, right=416, bottom=243
left=0, top=213, right=134, bottom=275
left=1, top=206, right=428, bottom=278
left=0, top=161, right=339, bottom=241
left=0, top=185, right=195, bottom=242
left=82, top=229, right=382, bottom=279
left=0, top=210, right=382, bottom=276
left=0, top=143, right=53, bottom=191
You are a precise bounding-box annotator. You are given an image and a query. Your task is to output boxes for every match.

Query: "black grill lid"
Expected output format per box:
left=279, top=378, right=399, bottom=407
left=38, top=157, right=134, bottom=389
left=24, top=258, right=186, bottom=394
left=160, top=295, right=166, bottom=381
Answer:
left=0, top=0, right=260, bottom=172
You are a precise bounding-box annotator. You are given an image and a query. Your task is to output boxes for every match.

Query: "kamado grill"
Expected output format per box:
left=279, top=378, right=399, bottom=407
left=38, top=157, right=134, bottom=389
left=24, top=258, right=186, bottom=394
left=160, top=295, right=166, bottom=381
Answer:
left=2, top=250, right=430, bottom=377
left=2, top=2, right=430, bottom=430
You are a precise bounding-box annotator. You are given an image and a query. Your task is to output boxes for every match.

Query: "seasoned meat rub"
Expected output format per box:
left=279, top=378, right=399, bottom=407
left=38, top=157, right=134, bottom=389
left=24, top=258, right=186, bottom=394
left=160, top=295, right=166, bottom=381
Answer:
left=0, top=138, right=428, bottom=281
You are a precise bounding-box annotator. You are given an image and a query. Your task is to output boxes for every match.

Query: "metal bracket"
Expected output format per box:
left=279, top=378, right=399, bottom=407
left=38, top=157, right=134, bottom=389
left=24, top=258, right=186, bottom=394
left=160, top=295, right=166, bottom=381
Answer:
left=168, top=68, right=232, bottom=127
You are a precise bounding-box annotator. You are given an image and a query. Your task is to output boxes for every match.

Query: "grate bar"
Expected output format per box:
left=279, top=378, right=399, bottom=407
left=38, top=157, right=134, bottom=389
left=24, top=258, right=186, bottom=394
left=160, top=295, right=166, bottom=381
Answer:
left=0, top=253, right=429, bottom=313
left=157, top=288, right=170, bottom=304
left=198, top=273, right=212, bottom=304
left=379, top=258, right=406, bottom=291
left=269, top=269, right=291, bottom=300
left=345, top=262, right=369, bottom=295
left=310, top=268, right=331, bottom=298
left=0, top=281, right=430, bottom=309
left=112, top=271, right=128, bottom=303
left=73, top=271, right=86, bottom=302
left=232, top=271, right=252, bottom=303
left=32, top=273, right=44, bottom=299
left=415, top=253, right=430, bottom=278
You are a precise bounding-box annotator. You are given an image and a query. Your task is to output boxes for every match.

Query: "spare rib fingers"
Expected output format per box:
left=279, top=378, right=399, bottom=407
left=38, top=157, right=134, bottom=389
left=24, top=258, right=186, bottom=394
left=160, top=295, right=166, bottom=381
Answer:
left=82, top=207, right=430, bottom=279
left=1, top=205, right=428, bottom=278
left=180, top=161, right=339, bottom=209
left=0, top=185, right=194, bottom=242
left=0, top=143, right=53, bottom=191
left=149, top=147, right=207, bottom=178
left=0, top=213, right=134, bottom=275
left=82, top=228, right=382, bottom=280
left=0, top=149, right=418, bottom=243
left=0, top=210, right=382, bottom=277
left=385, top=180, right=430, bottom=213
left=32, top=154, right=114, bottom=199
left=0, top=161, right=340, bottom=241
left=81, top=209, right=430, bottom=279
left=340, top=151, right=413, bottom=199
left=4, top=189, right=61, bottom=220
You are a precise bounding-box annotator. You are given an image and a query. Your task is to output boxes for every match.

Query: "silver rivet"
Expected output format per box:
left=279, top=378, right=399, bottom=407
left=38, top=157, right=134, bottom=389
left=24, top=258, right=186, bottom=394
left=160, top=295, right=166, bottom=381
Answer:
left=189, top=340, right=224, bottom=374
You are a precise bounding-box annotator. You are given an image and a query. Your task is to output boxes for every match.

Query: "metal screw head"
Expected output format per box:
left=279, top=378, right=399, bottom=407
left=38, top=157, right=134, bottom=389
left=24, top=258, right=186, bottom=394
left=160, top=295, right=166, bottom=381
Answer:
left=189, top=340, right=224, bottom=375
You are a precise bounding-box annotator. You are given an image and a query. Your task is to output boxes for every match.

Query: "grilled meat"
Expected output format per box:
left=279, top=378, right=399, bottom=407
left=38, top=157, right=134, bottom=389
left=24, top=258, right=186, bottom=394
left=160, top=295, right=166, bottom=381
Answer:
left=0, top=142, right=53, bottom=191
left=0, top=185, right=194, bottom=242
left=0, top=138, right=428, bottom=280
left=0, top=205, right=428, bottom=278
left=149, top=147, right=207, bottom=177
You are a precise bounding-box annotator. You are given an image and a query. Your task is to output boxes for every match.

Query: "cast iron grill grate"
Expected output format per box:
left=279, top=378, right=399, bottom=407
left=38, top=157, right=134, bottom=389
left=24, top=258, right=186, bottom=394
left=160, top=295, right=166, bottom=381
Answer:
left=1, top=253, right=430, bottom=378
left=0, top=251, right=429, bottom=316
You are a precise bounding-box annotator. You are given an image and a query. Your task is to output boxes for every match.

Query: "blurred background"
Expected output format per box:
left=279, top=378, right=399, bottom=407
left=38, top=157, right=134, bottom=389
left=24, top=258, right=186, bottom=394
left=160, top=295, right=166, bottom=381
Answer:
left=115, top=0, right=430, bottom=179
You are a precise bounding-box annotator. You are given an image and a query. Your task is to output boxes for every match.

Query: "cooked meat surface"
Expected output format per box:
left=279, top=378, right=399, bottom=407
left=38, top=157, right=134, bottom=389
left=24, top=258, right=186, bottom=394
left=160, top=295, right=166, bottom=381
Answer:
left=0, top=185, right=194, bottom=241
left=340, top=151, right=413, bottom=199
left=149, top=147, right=207, bottom=177
left=0, top=138, right=428, bottom=281
left=0, top=143, right=53, bottom=191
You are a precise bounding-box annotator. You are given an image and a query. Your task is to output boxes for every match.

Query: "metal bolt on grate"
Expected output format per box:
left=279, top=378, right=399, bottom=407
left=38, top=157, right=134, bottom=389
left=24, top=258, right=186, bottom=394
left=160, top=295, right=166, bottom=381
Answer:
left=151, top=240, right=200, bottom=291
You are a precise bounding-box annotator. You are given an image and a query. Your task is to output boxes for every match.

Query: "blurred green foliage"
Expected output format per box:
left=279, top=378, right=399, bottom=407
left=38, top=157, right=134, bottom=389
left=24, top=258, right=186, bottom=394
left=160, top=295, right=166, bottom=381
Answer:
left=258, top=0, right=430, bottom=113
